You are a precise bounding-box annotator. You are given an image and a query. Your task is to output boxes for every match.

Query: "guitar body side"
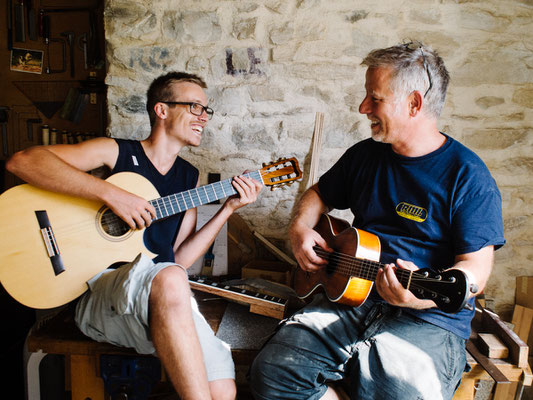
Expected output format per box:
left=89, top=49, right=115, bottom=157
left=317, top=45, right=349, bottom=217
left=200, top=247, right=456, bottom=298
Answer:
left=0, top=172, right=158, bottom=309
left=294, top=214, right=380, bottom=307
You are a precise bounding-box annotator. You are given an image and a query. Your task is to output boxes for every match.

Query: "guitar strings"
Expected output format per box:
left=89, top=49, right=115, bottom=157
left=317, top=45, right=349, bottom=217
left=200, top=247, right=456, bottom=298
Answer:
left=40, top=167, right=297, bottom=237
left=313, top=246, right=453, bottom=286
left=312, top=247, right=447, bottom=299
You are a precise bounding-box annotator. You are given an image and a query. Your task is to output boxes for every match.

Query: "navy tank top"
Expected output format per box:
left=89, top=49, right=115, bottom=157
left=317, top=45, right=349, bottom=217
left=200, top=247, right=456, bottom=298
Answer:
left=112, top=139, right=199, bottom=263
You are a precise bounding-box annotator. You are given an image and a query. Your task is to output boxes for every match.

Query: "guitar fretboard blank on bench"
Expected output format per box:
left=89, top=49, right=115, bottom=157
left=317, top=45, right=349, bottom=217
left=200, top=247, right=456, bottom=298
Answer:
left=189, top=276, right=287, bottom=319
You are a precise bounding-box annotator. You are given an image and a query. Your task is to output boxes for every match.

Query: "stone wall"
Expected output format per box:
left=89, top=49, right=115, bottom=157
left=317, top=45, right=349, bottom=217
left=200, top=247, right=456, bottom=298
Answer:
left=104, top=0, right=533, bottom=316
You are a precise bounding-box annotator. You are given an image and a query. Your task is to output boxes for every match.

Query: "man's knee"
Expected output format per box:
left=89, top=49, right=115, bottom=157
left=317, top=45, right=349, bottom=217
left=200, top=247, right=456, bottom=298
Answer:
left=209, top=378, right=236, bottom=400
left=150, top=265, right=191, bottom=307
left=250, top=343, right=305, bottom=398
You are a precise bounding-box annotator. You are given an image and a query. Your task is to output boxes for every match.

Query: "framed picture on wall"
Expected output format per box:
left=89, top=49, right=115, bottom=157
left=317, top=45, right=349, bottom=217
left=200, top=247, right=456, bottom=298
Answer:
left=10, top=48, right=44, bottom=74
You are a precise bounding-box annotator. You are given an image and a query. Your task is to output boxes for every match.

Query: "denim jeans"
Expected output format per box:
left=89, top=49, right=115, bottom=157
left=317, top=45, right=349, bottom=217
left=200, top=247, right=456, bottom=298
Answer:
left=249, top=295, right=466, bottom=400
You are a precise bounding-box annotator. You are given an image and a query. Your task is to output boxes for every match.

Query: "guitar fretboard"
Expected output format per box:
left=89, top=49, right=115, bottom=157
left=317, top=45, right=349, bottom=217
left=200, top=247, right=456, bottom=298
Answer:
left=150, top=170, right=262, bottom=221
left=189, top=276, right=287, bottom=319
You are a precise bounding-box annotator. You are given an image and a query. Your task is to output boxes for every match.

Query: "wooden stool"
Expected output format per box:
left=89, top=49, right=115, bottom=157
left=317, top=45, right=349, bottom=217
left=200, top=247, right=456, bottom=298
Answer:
left=25, top=293, right=261, bottom=400
left=26, top=297, right=531, bottom=400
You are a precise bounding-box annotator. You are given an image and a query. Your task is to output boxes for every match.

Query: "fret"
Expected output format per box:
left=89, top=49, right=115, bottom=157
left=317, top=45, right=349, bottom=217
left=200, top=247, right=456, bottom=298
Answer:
left=207, top=184, right=217, bottom=202
left=201, top=186, right=210, bottom=203
left=167, top=195, right=179, bottom=214
left=151, top=199, right=163, bottom=220
left=249, top=171, right=262, bottom=182
left=189, top=188, right=201, bottom=207
left=184, top=190, right=194, bottom=209
left=151, top=198, right=166, bottom=219
left=167, top=194, right=181, bottom=215
left=217, top=180, right=227, bottom=199
left=223, top=180, right=237, bottom=197
left=177, top=192, right=187, bottom=212
left=161, top=196, right=171, bottom=217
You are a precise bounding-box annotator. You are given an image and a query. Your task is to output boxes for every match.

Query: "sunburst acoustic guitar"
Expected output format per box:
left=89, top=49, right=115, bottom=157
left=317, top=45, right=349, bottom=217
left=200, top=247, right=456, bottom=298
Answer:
left=0, top=158, right=301, bottom=309
left=293, top=213, right=473, bottom=314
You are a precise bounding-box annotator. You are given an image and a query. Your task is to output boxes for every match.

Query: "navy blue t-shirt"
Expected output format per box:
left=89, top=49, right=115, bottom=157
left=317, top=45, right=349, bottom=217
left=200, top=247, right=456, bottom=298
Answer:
left=112, top=139, right=199, bottom=263
left=318, top=135, right=505, bottom=339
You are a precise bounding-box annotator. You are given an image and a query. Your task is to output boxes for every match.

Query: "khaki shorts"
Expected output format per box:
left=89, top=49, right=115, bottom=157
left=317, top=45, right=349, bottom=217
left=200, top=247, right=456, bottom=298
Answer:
left=75, top=253, right=235, bottom=381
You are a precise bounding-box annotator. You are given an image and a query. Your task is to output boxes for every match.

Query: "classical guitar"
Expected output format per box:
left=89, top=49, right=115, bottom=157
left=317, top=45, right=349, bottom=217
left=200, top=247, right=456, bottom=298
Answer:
left=293, top=213, right=471, bottom=313
left=0, top=158, right=302, bottom=309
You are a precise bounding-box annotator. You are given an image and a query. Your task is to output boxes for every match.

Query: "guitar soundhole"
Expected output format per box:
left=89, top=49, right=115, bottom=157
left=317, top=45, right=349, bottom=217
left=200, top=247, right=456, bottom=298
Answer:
left=96, top=207, right=132, bottom=240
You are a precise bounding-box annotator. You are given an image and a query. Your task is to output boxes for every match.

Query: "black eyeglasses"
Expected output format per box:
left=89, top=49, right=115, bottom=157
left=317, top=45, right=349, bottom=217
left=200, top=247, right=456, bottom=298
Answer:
left=404, top=42, right=433, bottom=97
left=160, top=101, right=214, bottom=119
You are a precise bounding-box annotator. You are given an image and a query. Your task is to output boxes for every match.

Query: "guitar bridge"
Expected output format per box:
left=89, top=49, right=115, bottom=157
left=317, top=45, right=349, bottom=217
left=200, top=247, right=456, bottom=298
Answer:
left=35, top=210, right=65, bottom=276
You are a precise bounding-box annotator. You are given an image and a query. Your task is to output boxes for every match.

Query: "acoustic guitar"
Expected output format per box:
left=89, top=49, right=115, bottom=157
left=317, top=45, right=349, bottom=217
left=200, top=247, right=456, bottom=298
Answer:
left=293, top=213, right=471, bottom=313
left=0, top=158, right=301, bottom=309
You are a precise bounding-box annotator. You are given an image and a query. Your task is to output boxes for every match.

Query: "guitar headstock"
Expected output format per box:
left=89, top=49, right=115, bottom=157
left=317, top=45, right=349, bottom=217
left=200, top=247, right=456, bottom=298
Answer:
left=260, top=157, right=302, bottom=190
left=409, top=268, right=470, bottom=313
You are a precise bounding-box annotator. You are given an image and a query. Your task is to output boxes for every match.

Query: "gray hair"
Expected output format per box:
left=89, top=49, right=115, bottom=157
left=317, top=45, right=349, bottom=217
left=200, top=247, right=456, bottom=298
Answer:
left=362, top=42, right=449, bottom=118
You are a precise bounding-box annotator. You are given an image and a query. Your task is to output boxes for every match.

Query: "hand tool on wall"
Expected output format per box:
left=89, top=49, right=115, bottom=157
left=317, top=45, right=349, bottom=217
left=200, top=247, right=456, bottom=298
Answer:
left=38, top=0, right=104, bottom=69
left=60, top=31, right=75, bottom=77
left=26, top=0, right=36, bottom=41
left=38, top=8, right=44, bottom=37
left=77, top=33, right=88, bottom=70
left=7, top=0, right=13, bottom=50
left=14, top=0, right=25, bottom=42
left=42, top=14, right=66, bottom=74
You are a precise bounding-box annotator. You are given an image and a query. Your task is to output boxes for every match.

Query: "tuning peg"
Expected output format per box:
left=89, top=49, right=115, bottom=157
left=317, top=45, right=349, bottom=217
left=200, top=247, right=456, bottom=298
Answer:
left=470, top=283, right=479, bottom=294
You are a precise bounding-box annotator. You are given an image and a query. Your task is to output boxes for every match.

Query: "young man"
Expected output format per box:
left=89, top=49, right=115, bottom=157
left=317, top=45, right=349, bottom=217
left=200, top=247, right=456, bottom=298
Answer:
left=250, top=43, right=505, bottom=399
left=7, top=72, right=262, bottom=400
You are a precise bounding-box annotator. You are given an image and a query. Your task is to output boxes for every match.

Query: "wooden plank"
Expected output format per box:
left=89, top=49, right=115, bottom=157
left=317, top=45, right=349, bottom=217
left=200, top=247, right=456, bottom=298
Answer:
left=252, top=231, right=298, bottom=266
left=523, top=362, right=533, bottom=386
left=452, top=377, right=475, bottom=400
left=70, top=354, right=105, bottom=400
left=512, top=304, right=533, bottom=343
left=482, top=308, right=529, bottom=368
left=478, top=333, right=509, bottom=359
left=492, top=381, right=511, bottom=400
left=466, top=340, right=510, bottom=384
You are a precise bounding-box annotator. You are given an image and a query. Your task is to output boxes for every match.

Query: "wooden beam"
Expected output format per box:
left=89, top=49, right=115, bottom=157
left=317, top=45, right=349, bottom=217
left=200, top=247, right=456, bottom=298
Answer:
left=482, top=308, right=529, bottom=368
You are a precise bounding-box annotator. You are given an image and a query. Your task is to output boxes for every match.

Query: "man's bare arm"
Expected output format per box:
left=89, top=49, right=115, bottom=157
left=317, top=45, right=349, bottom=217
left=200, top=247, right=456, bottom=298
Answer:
left=288, top=184, right=333, bottom=272
left=6, top=139, right=155, bottom=229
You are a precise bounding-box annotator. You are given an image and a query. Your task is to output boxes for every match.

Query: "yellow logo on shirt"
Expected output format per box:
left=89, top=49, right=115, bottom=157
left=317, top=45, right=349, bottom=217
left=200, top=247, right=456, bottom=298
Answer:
left=395, top=202, right=427, bottom=222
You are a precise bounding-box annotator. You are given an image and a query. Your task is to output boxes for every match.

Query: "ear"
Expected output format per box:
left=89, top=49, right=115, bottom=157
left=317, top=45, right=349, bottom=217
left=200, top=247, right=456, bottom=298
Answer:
left=154, top=102, right=168, bottom=120
left=408, top=91, right=423, bottom=117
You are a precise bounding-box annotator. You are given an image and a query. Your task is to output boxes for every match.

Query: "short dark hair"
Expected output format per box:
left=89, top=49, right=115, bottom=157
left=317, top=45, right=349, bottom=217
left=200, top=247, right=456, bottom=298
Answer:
left=146, top=72, right=207, bottom=126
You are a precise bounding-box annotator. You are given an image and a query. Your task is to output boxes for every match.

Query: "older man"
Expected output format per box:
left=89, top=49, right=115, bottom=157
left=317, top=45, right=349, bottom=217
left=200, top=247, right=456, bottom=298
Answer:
left=250, top=42, right=505, bottom=400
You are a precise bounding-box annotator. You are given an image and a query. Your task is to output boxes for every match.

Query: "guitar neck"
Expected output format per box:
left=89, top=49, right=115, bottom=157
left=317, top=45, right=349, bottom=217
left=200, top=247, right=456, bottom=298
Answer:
left=188, top=276, right=287, bottom=319
left=150, top=170, right=262, bottom=221
left=313, top=246, right=414, bottom=290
